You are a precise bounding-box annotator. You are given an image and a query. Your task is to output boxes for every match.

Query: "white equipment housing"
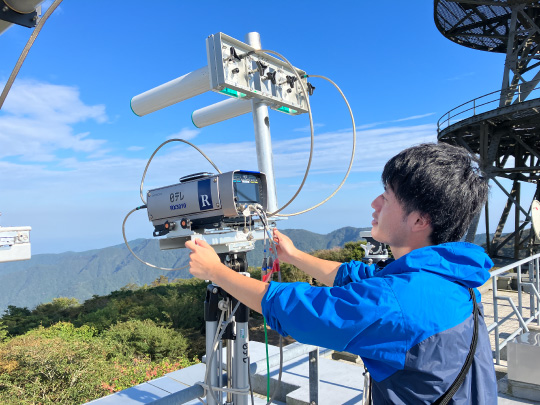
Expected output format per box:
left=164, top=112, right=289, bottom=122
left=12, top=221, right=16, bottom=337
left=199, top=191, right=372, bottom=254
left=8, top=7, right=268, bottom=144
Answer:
left=206, top=32, right=308, bottom=115
left=532, top=200, right=540, bottom=239
left=0, top=226, right=31, bottom=262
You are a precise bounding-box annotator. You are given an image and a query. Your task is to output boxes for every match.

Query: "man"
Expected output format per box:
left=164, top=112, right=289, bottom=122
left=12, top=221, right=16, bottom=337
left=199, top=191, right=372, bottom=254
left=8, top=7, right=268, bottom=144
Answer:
left=186, top=143, right=497, bottom=404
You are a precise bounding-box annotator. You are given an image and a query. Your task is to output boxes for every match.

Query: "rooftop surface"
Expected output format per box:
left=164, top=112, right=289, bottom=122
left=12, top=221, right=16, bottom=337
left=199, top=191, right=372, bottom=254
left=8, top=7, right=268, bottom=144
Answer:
left=88, top=285, right=540, bottom=404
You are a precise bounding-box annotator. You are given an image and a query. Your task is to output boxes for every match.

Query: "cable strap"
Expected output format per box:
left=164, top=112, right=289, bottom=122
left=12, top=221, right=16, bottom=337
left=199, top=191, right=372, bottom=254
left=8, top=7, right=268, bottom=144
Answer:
left=433, top=288, right=479, bottom=405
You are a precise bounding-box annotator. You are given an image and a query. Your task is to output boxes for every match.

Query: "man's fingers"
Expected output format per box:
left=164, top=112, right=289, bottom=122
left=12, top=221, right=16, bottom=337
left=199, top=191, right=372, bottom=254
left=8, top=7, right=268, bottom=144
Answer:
left=195, top=238, right=211, bottom=248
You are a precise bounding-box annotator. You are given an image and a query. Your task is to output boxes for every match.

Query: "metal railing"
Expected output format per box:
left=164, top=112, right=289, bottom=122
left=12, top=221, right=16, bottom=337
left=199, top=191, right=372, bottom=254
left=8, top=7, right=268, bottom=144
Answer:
left=487, top=253, right=540, bottom=365
left=437, top=84, right=540, bottom=133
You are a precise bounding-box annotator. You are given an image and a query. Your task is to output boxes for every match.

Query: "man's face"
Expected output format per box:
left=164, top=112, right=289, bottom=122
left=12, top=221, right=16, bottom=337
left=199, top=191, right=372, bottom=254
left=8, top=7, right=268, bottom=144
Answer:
left=370, top=186, right=411, bottom=247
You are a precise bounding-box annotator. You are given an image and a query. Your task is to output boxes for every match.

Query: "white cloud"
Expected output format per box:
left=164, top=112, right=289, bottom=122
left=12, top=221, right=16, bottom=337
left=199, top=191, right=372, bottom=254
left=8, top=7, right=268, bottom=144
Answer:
left=0, top=116, right=438, bottom=253
left=356, top=122, right=382, bottom=130
left=446, top=72, right=475, bottom=81
left=293, top=123, right=325, bottom=132
left=0, top=123, right=437, bottom=196
left=2, top=80, right=106, bottom=123
left=392, top=113, right=435, bottom=122
left=0, top=80, right=108, bottom=161
left=353, top=113, right=435, bottom=130
left=166, top=127, right=200, bottom=141
left=128, top=146, right=144, bottom=151
left=270, top=124, right=437, bottom=178
left=140, top=124, right=437, bottom=182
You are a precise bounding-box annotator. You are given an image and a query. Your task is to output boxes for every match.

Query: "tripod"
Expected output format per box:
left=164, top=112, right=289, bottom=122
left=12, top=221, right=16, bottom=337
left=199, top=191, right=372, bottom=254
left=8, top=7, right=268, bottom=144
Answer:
left=204, top=252, right=251, bottom=405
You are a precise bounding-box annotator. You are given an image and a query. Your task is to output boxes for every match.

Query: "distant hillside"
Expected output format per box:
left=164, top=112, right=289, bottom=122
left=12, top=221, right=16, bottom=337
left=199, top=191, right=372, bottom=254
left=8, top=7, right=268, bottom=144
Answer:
left=0, top=226, right=370, bottom=312
left=474, top=230, right=537, bottom=265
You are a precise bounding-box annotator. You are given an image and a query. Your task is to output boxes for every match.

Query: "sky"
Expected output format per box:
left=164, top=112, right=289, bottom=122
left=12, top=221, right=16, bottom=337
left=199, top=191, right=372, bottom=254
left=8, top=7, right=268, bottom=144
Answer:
left=0, top=0, right=536, bottom=255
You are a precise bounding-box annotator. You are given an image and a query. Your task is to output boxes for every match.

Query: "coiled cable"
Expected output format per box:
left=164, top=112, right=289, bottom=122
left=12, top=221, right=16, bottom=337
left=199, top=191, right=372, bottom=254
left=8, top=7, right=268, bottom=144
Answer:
left=140, top=138, right=221, bottom=205
left=274, top=74, right=356, bottom=217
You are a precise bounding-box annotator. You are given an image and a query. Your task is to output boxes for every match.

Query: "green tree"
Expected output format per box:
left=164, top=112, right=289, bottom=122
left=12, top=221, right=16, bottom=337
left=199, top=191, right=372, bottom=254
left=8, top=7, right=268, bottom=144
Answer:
left=151, top=275, right=169, bottom=287
left=1, top=305, right=41, bottom=336
left=120, top=283, right=139, bottom=291
left=0, top=321, right=8, bottom=343
left=104, top=319, right=188, bottom=361
left=342, top=241, right=366, bottom=261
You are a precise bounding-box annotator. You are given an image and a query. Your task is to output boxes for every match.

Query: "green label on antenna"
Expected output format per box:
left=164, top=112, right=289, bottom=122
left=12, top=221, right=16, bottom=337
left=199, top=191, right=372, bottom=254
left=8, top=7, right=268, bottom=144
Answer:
left=219, top=88, right=246, bottom=98
left=277, top=106, right=297, bottom=115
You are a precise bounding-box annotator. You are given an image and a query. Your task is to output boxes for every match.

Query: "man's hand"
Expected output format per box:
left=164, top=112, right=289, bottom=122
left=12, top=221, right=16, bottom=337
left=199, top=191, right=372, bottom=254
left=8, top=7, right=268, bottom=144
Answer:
left=273, top=229, right=299, bottom=264
left=273, top=228, right=341, bottom=286
left=185, top=238, right=223, bottom=281
left=185, top=238, right=268, bottom=314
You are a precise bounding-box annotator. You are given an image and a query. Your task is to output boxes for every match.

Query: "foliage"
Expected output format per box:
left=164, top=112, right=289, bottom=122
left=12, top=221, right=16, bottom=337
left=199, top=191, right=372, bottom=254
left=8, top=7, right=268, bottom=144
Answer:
left=36, top=321, right=97, bottom=341
left=0, top=227, right=369, bottom=314
left=1, top=279, right=208, bottom=340
left=0, top=322, right=198, bottom=404
left=279, top=262, right=313, bottom=283
left=257, top=241, right=367, bottom=285
left=150, top=275, right=169, bottom=287
left=0, top=322, right=7, bottom=343
left=1, top=306, right=37, bottom=337
left=0, top=240, right=367, bottom=403
left=313, top=241, right=366, bottom=262
left=104, top=319, right=188, bottom=361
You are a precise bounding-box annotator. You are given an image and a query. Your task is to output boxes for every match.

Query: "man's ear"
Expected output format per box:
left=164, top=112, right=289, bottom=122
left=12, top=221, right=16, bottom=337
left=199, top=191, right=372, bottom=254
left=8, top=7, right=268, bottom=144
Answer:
left=411, top=212, right=431, bottom=233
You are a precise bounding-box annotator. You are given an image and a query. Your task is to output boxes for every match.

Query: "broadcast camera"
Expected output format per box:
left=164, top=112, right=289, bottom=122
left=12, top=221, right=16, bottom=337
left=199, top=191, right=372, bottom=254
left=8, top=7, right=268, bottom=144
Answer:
left=145, top=170, right=269, bottom=253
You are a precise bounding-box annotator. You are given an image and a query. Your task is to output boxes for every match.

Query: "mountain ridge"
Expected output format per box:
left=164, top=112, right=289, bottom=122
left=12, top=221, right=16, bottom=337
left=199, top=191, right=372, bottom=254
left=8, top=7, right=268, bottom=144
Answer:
left=0, top=226, right=371, bottom=312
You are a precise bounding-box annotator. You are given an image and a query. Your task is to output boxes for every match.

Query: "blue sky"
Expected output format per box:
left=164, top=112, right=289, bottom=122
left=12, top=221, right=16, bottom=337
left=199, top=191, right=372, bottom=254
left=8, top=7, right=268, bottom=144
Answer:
left=0, top=1, right=534, bottom=254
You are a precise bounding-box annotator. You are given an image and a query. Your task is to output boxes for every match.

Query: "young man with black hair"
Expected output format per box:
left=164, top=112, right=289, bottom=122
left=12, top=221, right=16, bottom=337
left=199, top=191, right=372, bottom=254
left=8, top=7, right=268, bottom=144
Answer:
left=186, top=142, right=498, bottom=404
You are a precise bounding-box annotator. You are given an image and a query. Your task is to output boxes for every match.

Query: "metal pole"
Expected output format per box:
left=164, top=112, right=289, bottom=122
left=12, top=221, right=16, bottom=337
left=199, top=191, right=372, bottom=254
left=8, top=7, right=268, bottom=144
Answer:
left=218, top=340, right=224, bottom=391
left=309, top=348, right=319, bottom=405
left=205, top=285, right=221, bottom=405
left=500, top=6, right=518, bottom=107
left=518, top=264, right=523, bottom=318
left=226, top=302, right=233, bottom=404
left=493, top=277, right=501, bottom=364
left=232, top=297, right=250, bottom=405
left=530, top=262, right=535, bottom=324
left=232, top=322, right=249, bottom=404
left=515, top=181, right=521, bottom=260
left=485, top=199, right=491, bottom=255
left=537, top=258, right=540, bottom=326
left=245, top=32, right=279, bottom=213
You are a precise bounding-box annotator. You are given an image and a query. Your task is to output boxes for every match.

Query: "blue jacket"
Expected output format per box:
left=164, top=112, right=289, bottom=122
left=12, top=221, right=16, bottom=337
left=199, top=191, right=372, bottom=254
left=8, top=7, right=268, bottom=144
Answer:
left=261, top=242, right=498, bottom=404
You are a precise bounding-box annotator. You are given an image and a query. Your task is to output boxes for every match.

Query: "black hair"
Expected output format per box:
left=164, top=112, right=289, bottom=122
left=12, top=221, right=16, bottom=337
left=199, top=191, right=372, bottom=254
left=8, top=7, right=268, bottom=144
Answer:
left=381, top=143, right=488, bottom=245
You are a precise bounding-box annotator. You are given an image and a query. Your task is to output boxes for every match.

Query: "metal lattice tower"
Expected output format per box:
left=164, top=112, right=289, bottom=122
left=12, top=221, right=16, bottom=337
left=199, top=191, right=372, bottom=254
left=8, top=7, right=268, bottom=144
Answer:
left=435, top=0, right=540, bottom=260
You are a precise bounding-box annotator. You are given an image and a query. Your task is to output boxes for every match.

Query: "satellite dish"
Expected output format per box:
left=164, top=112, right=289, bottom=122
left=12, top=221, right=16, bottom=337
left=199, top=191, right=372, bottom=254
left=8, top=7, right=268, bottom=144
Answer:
left=532, top=200, right=540, bottom=239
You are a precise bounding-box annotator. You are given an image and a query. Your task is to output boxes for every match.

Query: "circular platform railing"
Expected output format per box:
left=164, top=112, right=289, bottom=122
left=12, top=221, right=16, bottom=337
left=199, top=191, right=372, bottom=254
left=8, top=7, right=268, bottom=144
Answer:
left=437, top=84, right=540, bottom=133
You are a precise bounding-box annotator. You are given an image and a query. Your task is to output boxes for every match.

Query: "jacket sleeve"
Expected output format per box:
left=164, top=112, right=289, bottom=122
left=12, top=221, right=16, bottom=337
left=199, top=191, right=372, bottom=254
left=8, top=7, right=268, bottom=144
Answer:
left=333, top=260, right=377, bottom=286
left=261, top=279, right=408, bottom=373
